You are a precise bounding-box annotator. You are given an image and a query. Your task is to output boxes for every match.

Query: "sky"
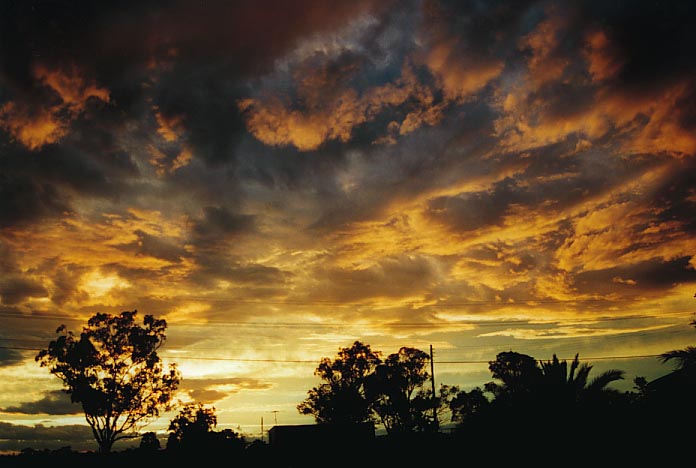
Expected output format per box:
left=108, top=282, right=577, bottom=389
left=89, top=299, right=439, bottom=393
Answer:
left=1, top=0, right=696, bottom=453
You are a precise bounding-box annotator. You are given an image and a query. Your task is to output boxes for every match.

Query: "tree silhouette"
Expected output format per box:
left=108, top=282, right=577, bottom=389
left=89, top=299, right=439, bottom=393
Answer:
left=449, top=386, right=490, bottom=427
left=35, top=310, right=181, bottom=453
left=660, top=345, right=696, bottom=370
left=485, top=350, right=542, bottom=406
left=647, top=317, right=696, bottom=428
left=139, top=431, right=161, bottom=451
left=367, top=347, right=435, bottom=434
left=538, top=353, right=625, bottom=404
left=167, top=403, right=217, bottom=450
left=167, top=403, right=246, bottom=454
left=659, top=328, right=696, bottom=372
left=297, top=341, right=382, bottom=424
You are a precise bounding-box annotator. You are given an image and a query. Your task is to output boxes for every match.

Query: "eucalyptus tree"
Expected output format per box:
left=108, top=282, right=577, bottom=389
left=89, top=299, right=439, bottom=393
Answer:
left=36, top=310, right=181, bottom=453
left=367, top=347, right=435, bottom=434
left=297, top=341, right=382, bottom=424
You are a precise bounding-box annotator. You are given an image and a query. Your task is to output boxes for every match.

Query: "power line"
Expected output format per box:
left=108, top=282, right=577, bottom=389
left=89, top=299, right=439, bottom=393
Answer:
left=0, top=345, right=665, bottom=364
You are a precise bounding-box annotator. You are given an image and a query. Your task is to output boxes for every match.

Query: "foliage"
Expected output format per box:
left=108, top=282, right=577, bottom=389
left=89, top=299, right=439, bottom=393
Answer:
left=299, top=342, right=457, bottom=432
left=297, top=341, right=382, bottom=424
left=485, top=351, right=541, bottom=400
left=367, top=347, right=435, bottom=434
left=139, top=432, right=161, bottom=451
left=449, top=386, right=490, bottom=426
left=35, top=310, right=181, bottom=453
left=659, top=345, right=696, bottom=371
left=167, top=403, right=245, bottom=453
left=167, top=403, right=217, bottom=449
left=538, top=353, right=625, bottom=404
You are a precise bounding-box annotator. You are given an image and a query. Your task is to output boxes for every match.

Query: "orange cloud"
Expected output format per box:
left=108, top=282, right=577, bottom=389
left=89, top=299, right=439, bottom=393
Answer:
left=239, top=64, right=440, bottom=151
left=489, top=7, right=696, bottom=158
left=554, top=164, right=696, bottom=273
left=155, top=110, right=185, bottom=142
left=0, top=64, right=110, bottom=150
left=148, top=144, right=193, bottom=176
left=499, top=79, right=696, bottom=157
left=1, top=209, right=192, bottom=308
left=583, top=29, right=624, bottom=82
left=425, top=39, right=504, bottom=102
left=0, top=102, right=67, bottom=151
left=33, top=64, right=110, bottom=113
left=518, top=13, right=568, bottom=88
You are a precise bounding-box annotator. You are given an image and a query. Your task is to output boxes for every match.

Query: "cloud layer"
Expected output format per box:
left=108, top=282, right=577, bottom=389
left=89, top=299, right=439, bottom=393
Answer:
left=1, top=0, right=695, bottom=452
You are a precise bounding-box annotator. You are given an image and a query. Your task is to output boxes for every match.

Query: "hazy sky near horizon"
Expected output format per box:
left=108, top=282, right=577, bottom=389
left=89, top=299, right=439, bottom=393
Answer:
left=1, top=0, right=696, bottom=452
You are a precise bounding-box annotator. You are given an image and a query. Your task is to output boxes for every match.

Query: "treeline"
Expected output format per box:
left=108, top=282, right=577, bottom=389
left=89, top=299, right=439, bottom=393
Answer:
left=11, top=310, right=695, bottom=466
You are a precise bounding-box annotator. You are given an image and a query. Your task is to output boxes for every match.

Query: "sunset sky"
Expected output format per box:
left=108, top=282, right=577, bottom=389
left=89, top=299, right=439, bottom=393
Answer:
left=1, top=0, right=696, bottom=453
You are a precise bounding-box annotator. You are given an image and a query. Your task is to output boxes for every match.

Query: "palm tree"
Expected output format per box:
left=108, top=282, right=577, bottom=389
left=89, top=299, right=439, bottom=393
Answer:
left=659, top=300, right=696, bottom=370
left=538, top=353, right=625, bottom=404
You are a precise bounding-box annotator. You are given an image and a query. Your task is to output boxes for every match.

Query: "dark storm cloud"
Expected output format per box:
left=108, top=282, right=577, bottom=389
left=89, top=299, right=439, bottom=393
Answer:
left=0, top=277, right=47, bottom=306
left=649, top=159, right=696, bottom=233
left=0, top=242, right=48, bottom=305
left=583, top=1, right=696, bottom=88
left=191, top=206, right=256, bottom=247
left=0, top=132, right=138, bottom=227
left=0, top=390, right=80, bottom=416
left=573, top=257, right=696, bottom=297
left=45, top=262, right=89, bottom=306
left=0, top=0, right=393, bottom=81
left=0, top=173, right=70, bottom=228
left=425, top=179, right=520, bottom=232
left=304, top=105, right=501, bottom=233
left=0, top=421, right=93, bottom=449
left=0, top=0, right=398, bottom=220
left=189, top=254, right=288, bottom=289
left=0, top=336, right=24, bottom=368
left=117, top=229, right=187, bottom=263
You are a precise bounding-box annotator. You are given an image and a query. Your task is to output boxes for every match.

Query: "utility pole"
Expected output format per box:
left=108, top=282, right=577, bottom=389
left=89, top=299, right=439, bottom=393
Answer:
left=261, top=416, right=264, bottom=442
left=430, top=344, right=439, bottom=432
left=272, top=410, right=279, bottom=425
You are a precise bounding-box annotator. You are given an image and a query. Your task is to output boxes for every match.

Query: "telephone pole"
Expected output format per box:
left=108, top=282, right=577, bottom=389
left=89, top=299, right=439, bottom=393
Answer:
left=430, top=344, right=439, bottom=431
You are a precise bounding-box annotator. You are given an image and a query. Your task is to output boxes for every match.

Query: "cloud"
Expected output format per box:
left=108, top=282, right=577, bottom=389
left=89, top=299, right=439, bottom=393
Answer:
left=422, top=37, right=503, bottom=102
left=303, top=254, right=439, bottom=304
left=191, top=206, right=256, bottom=244
left=0, top=339, right=25, bottom=368
left=573, top=257, right=696, bottom=298
left=0, top=241, right=48, bottom=305
left=117, top=229, right=188, bottom=264
left=0, top=422, right=94, bottom=451
left=0, top=64, right=109, bottom=150
left=0, top=277, right=48, bottom=306
left=491, top=2, right=696, bottom=158
left=180, top=377, right=274, bottom=404
left=238, top=61, right=441, bottom=151
left=0, top=390, right=80, bottom=416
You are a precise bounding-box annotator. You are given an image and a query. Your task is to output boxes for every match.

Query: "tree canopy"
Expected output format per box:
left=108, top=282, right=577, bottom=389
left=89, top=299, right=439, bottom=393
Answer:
left=35, top=310, right=181, bottom=453
left=297, top=341, right=382, bottom=424
left=367, top=346, right=436, bottom=434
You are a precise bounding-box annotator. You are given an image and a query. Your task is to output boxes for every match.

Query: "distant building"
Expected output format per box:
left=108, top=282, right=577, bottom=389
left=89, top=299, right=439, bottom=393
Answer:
left=268, top=423, right=375, bottom=454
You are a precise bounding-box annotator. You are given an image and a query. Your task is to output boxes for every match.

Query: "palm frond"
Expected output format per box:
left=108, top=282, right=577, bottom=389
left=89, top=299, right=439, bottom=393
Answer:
left=587, top=369, right=625, bottom=392
left=659, top=346, right=696, bottom=370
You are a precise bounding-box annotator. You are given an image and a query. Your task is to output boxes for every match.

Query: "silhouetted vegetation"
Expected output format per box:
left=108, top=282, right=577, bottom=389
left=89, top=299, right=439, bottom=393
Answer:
left=166, top=402, right=246, bottom=454
left=14, top=314, right=695, bottom=466
left=297, top=341, right=381, bottom=425
left=35, top=310, right=181, bottom=453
